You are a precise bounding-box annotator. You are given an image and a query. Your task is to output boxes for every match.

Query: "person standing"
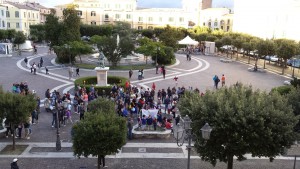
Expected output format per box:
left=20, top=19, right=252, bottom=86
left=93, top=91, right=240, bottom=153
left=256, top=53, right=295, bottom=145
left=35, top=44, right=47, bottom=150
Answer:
left=213, top=75, right=220, bottom=89
left=99, top=155, right=107, bottom=168
left=155, top=63, right=159, bottom=74
left=129, top=69, right=133, bottom=79
left=45, top=67, right=49, bottom=75
left=173, top=76, right=178, bottom=87
left=40, top=57, right=43, bottom=67
left=76, top=67, right=80, bottom=76
left=68, top=67, right=73, bottom=80
left=11, top=158, right=19, bottom=169
left=161, top=65, right=166, bottom=79
left=127, top=117, right=133, bottom=140
left=24, top=57, right=28, bottom=67
left=221, top=74, right=226, bottom=87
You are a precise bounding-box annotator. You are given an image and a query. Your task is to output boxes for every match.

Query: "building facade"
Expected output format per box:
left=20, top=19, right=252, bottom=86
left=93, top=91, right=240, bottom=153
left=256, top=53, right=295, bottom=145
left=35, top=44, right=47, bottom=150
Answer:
left=233, top=0, right=300, bottom=41
left=55, top=0, right=211, bottom=29
left=0, top=5, right=7, bottom=29
left=199, top=8, right=233, bottom=32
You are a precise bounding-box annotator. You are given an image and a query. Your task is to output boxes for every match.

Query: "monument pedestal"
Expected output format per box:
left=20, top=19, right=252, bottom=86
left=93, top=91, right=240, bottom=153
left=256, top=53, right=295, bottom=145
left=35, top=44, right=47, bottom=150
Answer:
left=94, top=67, right=110, bottom=86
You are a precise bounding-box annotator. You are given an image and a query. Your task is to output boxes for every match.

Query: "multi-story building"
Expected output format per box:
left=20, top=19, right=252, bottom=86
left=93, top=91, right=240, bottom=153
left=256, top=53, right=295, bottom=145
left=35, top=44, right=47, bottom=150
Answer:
left=199, top=8, right=233, bottom=32
left=0, top=5, right=7, bottom=29
left=25, top=2, right=52, bottom=24
left=2, top=1, right=39, bottom=35
left=233, top=0, right=300, bottom=41
left=55, top=0, right=210, bottom=29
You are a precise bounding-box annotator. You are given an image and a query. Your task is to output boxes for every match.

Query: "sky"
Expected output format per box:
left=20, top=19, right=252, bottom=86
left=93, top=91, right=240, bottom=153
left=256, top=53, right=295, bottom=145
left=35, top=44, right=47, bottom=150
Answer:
left=38, top=0, right=234, bottom=9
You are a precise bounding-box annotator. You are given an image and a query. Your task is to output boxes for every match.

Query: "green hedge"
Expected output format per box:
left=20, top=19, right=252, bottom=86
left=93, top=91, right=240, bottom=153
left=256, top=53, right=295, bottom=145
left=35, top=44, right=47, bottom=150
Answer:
left=74, top=76, right=128, bottom=96
left=271, top=85, right=293, bottom=95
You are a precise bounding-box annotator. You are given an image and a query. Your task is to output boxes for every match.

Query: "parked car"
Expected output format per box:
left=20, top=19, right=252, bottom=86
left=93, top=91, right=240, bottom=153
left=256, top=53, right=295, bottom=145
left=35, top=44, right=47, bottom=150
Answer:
left=287, top=58, right=300, bottom=68
left=265, top=55, right=279, bottom=62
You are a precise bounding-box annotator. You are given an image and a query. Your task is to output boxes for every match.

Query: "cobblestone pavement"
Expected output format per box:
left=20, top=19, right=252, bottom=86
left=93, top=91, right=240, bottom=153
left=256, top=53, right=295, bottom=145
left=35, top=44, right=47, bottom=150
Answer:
left=0, top=46, right=299, bottom=169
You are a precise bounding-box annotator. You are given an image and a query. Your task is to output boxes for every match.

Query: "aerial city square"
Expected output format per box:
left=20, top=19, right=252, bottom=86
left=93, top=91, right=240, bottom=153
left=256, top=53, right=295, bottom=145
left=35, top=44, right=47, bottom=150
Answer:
left=0, top=0, right=300, bottom=169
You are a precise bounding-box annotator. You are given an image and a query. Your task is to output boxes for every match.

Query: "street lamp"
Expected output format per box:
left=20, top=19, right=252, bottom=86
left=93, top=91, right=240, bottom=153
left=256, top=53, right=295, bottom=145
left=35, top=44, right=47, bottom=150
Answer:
left=156, top=46, right=160, bottom=64
left=173, top=115, right=212, bottom=169
left=54, top=99, right=61, bottom=151
left=64, top=44, right=71, bottom=65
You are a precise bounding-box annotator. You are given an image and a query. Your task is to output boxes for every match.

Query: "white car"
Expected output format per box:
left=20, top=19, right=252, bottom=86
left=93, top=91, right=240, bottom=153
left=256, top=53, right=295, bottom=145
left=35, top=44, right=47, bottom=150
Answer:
left=270, top=56, right=279, bottom=62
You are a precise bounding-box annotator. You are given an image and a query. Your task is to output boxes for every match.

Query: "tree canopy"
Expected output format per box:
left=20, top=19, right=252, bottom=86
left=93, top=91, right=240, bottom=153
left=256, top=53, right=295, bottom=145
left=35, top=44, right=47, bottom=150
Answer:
left=13, top=31, right=26, bottom=49
left=0, top=87, right=36, bottom=150
left=72, top=98, right=126, bottom=169
left=178, top=84, right=298, bottom=169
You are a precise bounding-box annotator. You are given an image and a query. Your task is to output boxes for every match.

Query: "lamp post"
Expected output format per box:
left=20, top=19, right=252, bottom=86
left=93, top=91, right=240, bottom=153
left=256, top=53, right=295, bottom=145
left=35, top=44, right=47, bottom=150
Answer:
left=156, top=46, right=160, bottom=64
left=54, top=99, right=61, bottom=151
left=64, top=44, right=71, bottom=65
left=173, top=115, right=212, bottom=169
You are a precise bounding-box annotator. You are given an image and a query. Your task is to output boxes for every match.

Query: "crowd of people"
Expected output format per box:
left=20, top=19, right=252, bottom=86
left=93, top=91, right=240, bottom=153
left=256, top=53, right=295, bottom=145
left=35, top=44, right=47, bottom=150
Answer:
left=5, top=83, right=40, bottom=140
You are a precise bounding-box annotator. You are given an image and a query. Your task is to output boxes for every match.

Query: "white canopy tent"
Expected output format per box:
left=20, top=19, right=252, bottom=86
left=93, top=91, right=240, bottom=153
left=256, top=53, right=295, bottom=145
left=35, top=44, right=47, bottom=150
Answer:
left=178, top=36, right=199, bottom=45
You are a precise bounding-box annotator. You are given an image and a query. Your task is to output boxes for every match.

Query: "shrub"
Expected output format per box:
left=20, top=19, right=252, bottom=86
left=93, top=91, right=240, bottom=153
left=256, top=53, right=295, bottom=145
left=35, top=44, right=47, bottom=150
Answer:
left=271, top=85, right=293, bottom=95
left=74, top=76, right=128, bottom=96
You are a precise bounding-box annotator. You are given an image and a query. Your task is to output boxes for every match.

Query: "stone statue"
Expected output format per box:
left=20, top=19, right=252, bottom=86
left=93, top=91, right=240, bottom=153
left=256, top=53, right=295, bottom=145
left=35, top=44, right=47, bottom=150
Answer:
left=98, top=51, right=105, bottom=68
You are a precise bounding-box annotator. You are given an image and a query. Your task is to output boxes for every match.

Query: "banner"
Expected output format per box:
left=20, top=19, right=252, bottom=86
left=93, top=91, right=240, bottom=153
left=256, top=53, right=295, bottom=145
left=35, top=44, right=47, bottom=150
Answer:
left=142, top=109, right=158, bottom=118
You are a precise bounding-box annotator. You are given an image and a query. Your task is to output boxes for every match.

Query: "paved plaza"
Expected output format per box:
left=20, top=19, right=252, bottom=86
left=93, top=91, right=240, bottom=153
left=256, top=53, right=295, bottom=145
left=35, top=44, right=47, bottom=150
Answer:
left=0, top=47, right=299, bottom=169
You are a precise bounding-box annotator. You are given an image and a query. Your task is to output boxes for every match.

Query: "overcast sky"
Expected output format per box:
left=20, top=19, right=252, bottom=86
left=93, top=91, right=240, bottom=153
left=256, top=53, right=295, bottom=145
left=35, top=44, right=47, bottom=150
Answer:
left=38, top=0, right=234, bottom=9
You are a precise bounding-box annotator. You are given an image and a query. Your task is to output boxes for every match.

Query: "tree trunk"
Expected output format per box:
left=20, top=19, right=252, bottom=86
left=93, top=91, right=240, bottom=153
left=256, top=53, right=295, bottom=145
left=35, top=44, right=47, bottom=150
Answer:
left=282, top=60, right=285, bottom=75
left=79, top=55, right=82, bottom=63
left=248, top=55, right=250, bottom=64
left=12, top=125, right=15, bottom=150
left=236, top=50, right=239, bottom=60
left=98, top=155, right=101, bottom=169
left=227, top=154, right=234, bottom=169
left=263, top=59, right=266, bottom=69
left=226, top=50, right=229, bottom=57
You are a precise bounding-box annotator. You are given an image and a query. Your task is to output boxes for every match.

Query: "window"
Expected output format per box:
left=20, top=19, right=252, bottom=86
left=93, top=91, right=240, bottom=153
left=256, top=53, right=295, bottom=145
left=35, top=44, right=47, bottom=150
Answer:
left=24, top=12, right=26, bottom=18
left=91, top=11, right=96, bottom=16
left=126, top=14, right=131, bottom=19
left=16, top=22, right=20, bottom=28
left=2, top=21, right=5, bottom=28
left=138, top=26, right=143, bottom=30
left=115, top=14, right=120, bottom=19
left=148, top=26, right=153, bottom=29
left=7, top=22, right=10, bottom=28
left=148, top=17, right=153, bottom=22
left=168, top=17, right=174, bottom=22
left=15, top=11, right=19, bottom=18
left=227, top=19, right=230, bottom=24
left=227, top=26, right=230, bottom=31
left=179, top=17, right=184, bottom=22
left=221, top=26, right=223, bottom=30
left=77, top=11, right=82, bottom=16
left=33, top=13, right=34, bottom=18
left=24, top=22, right=27, bottom=28
left=91, top=21, right=96, bottom=25
left=159, top=17, right=162, bottom=22
left=203, top=22, right=205, bottom=26
left=105, top=14, right=109, bottom=20
left=37, top=14, right=38, bottom=19
left=115, top=4, right=120, bottom=9
left=104, top=4, right=110, bottom=9
left=138, top=17, right=143, bottom=22
left=126, top=4, right=132, bottom=9
left=6, top=11, right=10, bottom=17
left=214, top=22, right=218, bottom=27
left=28, top=12, right=30, bottom=18
left=1, top=10, right=4, bottom=16
left=208, top=22, right=211, bottom=27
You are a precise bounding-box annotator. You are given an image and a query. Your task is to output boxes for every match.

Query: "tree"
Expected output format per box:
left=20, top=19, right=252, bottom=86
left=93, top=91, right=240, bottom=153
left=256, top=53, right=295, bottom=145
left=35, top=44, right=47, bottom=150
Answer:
left=13, top=31, right=26, bottom=50
left=0, top=30, right=8, bottom=41
left=275, top=39, right=298, bottom=74
left=0, top=88, right=36, bottom=150
left=221, top=36, right=232, bottom=58
left=60, top=5, right=81, bottom=43
left=69, top=41, right=93, bottom=63
left=178, top=84, right=298, bottom=169
left=286, top=87, right=300, bottom=132
left=80, top=25, right=113, bottom=37
left=159, top=25, right=184, bottom=49
left=87, top=98, right=115, bottom=114
left=72, top=99, right=126, bottom=169
left=94, top=35, right=134, bottom=66
left=29, top=24, right=46, bottom=42
left=257, top=39, right=276, bottom=69
left=232, top=36, right=245, bottom=60
left=7, top=29, right=16, bottom=40
left=45, top=14, right=62, bottom=47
